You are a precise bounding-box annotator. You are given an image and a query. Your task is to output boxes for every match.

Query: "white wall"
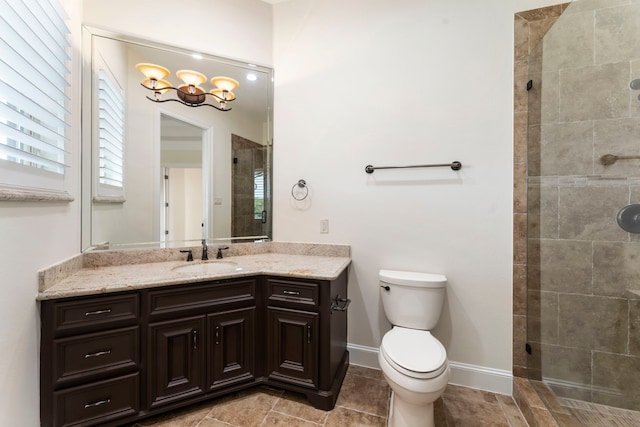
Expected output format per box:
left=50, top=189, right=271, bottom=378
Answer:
left=272, top=0, right=563, bottom=388
left=83, top=0, right=273, bottom=67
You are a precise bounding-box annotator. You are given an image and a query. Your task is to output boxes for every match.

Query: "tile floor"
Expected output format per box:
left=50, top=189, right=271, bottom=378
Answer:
left=128, top=365, right=529, bottom=426
left=556, top=398, right=640, bottom=427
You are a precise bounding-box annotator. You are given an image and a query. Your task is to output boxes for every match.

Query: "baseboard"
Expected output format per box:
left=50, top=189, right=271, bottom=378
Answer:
left=347, top=343, right=513, bottom=395
left=448, top=361, right=512, bottom=395
left=347, top=343, right=381, bottom=369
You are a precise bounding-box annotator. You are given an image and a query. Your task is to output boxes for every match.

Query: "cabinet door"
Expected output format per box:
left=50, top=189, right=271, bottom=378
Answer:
left=207, top=307, right=255, bottom=390
left=267, top=307, right=318, bottom=389
left=147, top=316, right=205, bottom=409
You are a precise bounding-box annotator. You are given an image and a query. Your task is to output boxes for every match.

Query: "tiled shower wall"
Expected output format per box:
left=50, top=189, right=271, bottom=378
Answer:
left=231, top=134, right=265, bottom=238
left=515, top=0, right=640, bottom=412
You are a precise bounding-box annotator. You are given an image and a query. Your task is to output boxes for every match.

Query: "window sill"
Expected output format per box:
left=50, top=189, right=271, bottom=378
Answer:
left=0, top=185, right=74, bottom=203
left=93, top=195, right=126, bottom=204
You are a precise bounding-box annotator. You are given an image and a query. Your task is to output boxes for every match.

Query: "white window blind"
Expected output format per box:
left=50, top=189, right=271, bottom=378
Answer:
left=97, top=69, right=124, bottom=189
left=254, top=168, right=264, bottom=219
left=0, top=0, right=71, bottom=176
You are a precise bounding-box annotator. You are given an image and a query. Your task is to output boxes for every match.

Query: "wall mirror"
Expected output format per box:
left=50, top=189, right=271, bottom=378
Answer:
left=81, top=27, right=273, bottom=251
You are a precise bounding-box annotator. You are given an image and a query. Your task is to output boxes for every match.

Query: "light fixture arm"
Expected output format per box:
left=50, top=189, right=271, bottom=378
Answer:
left=139, top=82, right=234, bottom=111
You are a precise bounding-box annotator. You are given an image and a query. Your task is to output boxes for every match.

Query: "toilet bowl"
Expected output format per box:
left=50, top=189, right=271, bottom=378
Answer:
left=378, top=270, right=449, bottom=427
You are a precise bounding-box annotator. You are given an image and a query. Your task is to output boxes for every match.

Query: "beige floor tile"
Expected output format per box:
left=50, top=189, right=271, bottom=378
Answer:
left=496, top=394, right=529, bottom=427
left=443, top=396, right=511, bottom=427
left=197, top=417, right=238, bottom=427
left=262, top=411, right=322, bottom=426
left=207, top=388, right=281, bottom=426
left=325, top=406, right=387, bottom=427
left=124, top=373, right=589, bottom=427
left=272, top=391, right=329, bottom=424
left=335, top=371, right=390, bottom=417
left=443, top=384, right=500, bottom=405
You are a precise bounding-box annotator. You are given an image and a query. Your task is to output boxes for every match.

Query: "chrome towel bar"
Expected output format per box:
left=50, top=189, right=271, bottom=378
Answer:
left=365, top=161, right=462, bottom=174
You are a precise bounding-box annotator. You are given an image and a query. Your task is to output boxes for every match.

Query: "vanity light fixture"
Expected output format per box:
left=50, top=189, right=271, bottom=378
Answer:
left=135, top=63, right=239, bottom=111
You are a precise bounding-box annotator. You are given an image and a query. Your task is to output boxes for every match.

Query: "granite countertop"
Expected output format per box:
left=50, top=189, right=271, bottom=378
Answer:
left=37, top=242, right=351, bottom=301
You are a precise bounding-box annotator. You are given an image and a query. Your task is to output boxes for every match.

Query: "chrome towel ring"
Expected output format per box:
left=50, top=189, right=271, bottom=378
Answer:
left=291, top=179, right=308, bottom=201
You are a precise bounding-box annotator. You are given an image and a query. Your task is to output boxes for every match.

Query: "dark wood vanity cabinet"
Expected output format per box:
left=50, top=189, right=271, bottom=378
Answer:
left=265, top=274, right=349, bottom=410
left=40, top=293, right=141, bottom=427
left=145, top=279, right=257, bottom=410
left=207, top=307, right=256, bottom=390
left=147, top=315, right=207, bottom=408
left=40, top=270, right=348, bottom=426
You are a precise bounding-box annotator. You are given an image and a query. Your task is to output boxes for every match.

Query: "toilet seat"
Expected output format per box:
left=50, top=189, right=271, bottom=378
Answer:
left=381, top=327, right=447, bottom=380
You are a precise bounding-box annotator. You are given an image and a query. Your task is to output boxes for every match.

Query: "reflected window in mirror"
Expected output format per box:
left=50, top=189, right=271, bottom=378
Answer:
left=254, top=168, right=264, bottom=220
left=96, top=69, right=125, bottom=199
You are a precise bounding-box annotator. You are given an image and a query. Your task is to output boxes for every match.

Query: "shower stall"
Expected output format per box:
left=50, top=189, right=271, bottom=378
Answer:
left=521, top=0, right=640, bottom=423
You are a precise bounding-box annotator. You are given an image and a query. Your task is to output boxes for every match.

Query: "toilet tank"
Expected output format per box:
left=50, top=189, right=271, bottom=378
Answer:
left=379, top=270, right=447, bottom=330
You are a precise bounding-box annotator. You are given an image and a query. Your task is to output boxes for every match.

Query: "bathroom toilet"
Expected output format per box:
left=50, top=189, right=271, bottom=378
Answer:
left=378, top=270, right=449, bottom=427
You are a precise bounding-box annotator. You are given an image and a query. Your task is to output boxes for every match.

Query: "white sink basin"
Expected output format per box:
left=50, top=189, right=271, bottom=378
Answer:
left=172, top=261, right=241, bottom=274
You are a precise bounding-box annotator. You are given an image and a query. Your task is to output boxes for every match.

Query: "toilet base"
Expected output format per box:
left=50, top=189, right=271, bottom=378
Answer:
left=388, top=390, right=435, bottom=427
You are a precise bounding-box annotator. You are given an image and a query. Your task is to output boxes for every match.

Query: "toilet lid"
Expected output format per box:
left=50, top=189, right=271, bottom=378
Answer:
left=381, top=328, right=447, bottom=379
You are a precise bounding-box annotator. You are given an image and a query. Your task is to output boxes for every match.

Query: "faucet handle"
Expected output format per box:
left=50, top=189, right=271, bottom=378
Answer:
left=180, top=249, right=194, bottom=262
left=216, top=246, right=230, bottom=259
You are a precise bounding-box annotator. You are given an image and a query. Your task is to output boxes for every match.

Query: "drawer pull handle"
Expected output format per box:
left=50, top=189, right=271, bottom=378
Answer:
left=215, top=326, right=220, bottom=345
left=307, top=324, right=311, bottom=344
left=85, top=350, right=111, bottom=359
left=192, top=330, right=198, bottom=350
left=283, top=290, right=300, bottom=296
left=85, top=308, right=112, bottom=316
left=84, top=398, right=111, bottom=409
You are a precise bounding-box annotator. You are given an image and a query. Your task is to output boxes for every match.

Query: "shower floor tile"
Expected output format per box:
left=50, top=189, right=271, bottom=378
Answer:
left=558, top=397, right=640, bottom=427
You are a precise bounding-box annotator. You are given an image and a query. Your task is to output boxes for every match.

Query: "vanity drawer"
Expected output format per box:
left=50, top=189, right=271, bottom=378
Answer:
left=148, top=279, right=256, bottom=317
left=53, top=372, right=139, bottom=427
left=267, top=278, right=319, bottom=309
left=53, top=326, right=139, bottom=387
left=51, top=294, right=139, bottom=334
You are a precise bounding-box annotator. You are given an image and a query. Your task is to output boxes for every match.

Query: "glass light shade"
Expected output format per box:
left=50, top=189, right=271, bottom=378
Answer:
left=142, top=78, right=172, bottom=94
left=210, top=88, right=236, bottom=102
left=136, top=63, right=170, bottom=80
left=211, top=76, right=239, bottom=92
left=176, top=70, right=207, bottom=86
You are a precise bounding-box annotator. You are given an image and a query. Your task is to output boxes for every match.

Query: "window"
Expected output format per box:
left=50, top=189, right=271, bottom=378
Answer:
left=97, top=69, right=125, bottom=190
left=0, top=0, right=71, bottom=195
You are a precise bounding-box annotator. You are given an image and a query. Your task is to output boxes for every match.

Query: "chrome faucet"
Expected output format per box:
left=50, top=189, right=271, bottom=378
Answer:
left=201, top=239, right=208, bottom=261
